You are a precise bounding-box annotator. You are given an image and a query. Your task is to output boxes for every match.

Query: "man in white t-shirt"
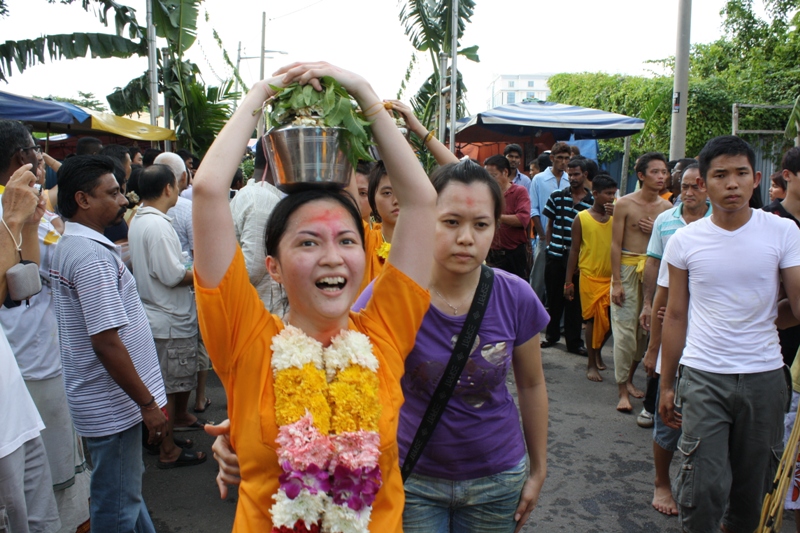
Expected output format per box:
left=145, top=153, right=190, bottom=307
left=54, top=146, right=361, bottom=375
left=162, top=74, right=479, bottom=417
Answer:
left=128, top=164, right=207, bottom=469
left=660, top=135, right=800, bottom=532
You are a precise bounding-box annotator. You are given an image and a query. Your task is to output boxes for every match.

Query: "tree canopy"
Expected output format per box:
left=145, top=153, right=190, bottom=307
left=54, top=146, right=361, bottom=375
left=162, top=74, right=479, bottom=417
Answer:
left=549, top=0, right=800, bottom=162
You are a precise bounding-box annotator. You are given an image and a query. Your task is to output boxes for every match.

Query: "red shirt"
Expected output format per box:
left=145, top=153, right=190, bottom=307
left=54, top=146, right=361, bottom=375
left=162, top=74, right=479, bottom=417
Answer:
left=492, top=184, right=531, bottom=251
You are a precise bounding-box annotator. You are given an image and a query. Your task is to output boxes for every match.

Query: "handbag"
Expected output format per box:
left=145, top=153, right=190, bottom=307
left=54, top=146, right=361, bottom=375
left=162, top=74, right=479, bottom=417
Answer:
left=401, top=264, right=495, bottom=482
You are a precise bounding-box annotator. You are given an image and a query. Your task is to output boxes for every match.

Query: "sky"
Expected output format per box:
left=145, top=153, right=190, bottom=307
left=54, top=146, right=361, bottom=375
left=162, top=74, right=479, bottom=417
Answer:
left=0, top=0, right=736, bottom=114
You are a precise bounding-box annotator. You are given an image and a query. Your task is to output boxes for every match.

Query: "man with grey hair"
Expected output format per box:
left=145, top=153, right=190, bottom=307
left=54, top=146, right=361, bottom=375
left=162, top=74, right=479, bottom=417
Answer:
left=151, top=152, right=210, bottom=414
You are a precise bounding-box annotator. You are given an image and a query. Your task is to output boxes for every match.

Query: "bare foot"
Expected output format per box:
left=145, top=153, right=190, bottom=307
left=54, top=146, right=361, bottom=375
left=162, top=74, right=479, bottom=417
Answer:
left=587, top=368, right=603, bottom=382
left=627, top=382, right=645, bottom=399
left=652, top=485, right=679, bottom=516
left=616, top=397, right=633, bottom=412
left=596, top=357, right=607, bottom=370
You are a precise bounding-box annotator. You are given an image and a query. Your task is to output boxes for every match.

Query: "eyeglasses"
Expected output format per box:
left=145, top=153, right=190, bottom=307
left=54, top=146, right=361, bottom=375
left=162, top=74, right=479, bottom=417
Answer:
left=18, top=145, right=42, bottom=154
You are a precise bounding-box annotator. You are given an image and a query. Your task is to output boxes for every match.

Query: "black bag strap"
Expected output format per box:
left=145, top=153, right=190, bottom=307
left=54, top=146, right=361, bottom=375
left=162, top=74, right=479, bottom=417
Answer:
left=401, top=264, right=495, bottom=482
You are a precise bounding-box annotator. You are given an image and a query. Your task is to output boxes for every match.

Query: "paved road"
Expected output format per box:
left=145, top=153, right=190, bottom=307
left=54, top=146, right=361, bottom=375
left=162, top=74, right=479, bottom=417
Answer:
left=141, top=342, right=797, bottom=532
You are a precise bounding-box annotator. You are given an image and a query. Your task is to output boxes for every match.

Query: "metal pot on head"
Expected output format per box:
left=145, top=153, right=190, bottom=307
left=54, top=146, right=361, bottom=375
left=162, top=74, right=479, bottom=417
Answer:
left=265, top=125, right=353, bottom=191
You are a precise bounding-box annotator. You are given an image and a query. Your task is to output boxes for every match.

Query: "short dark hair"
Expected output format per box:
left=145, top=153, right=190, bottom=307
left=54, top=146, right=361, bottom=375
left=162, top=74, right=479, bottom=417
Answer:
left=176, top=149, right=193, bottom=163
left=100, top=144, right=130, bottom=165
left=567, top=157, right=588, bottom=173
left=697, top=136, right=755, bottom=180
left=681, top=162, right=700, bottom=178
left=782, top=147, right=800, bottom=175
left=483, top=154, right=511, bottom=173
left=126, top=165, right=144, bottom=202
left=367, top=160, right=388, bottom=222
left=570, top=145, right=581, bottom=156
left=504, top=144, right=522, bottom=158
left=635, top=152, right=668, bottom=177
left=265, top=189, right=365, bottom=258
left=771, top=171, right=787, bottom=191
left=76, top=137, right=102, bottom=156
left=128, top=145, right=141, bottom=160
left=57, top=155, right=116, bottom=219
left=585, top=158, right=598, bottom=182
left=431, top=160, right=504, bottom=221
left=536, top=154, right=551, bottom=172
left=138, top=164, right=177, bottom=201
left=0, top=119, right=32, bottom=175
left=231, top=168, right=244, bottom=189
left=591, top=174, right=617, bottom=194
left=551, top=142, right=571, bottom=156
left=355, top=160, right=374, bottom=176
left=142, top=148, right=162, bottom=167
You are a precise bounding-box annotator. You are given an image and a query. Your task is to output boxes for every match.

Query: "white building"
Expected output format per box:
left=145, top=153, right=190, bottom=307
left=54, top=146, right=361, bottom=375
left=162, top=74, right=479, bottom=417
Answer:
left=487, top=74, right=552, bottom=108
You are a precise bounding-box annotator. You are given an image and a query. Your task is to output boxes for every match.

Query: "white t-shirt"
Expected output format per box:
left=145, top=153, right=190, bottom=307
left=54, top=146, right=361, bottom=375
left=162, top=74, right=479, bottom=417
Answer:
left=663, top=209, right=800, bottom=374
left=655, top=260, right=670, bottom=375
left=0, top=327, right=44, bottom=459
left=128, top=207, right=197, bottom=339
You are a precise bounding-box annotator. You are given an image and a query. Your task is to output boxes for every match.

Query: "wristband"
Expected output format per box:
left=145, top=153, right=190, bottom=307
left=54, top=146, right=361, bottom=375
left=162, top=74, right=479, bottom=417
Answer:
left=564, top=283, right=574, bottom=289
left=424, top=130, right=435, bottom=144
left=139, top=395, right=156, bottom=409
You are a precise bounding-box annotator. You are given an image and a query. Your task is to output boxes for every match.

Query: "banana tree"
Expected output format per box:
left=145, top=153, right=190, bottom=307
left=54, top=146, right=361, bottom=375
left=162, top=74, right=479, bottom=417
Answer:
left=398, top=0, right=479, bottom=157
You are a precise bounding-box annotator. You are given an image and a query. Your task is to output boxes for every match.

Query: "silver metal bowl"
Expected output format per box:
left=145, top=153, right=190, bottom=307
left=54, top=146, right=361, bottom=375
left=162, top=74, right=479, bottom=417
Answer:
left=265, top=125, right=353, bottom=190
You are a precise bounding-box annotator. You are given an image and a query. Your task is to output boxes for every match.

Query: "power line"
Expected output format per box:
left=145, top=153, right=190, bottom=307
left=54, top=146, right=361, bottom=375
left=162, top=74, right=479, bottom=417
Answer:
left=268, top=0, right=328, bottom=22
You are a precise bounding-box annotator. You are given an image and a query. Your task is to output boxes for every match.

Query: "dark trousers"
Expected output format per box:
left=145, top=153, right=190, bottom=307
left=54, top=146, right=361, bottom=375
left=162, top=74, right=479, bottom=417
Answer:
left=487, top=244, right=531, bottom=281
left=544, top=253, right=583, bottom=350
left=643, top=374, right=659, bottom=414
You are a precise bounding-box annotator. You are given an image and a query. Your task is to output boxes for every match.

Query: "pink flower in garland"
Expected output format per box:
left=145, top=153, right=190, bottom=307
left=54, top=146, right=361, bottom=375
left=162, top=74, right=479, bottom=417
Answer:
left=276, top=414, right=334, bottom=471
left=329, top=431, right=381, bottom=471
left=330, top=464, right=382, bottom=511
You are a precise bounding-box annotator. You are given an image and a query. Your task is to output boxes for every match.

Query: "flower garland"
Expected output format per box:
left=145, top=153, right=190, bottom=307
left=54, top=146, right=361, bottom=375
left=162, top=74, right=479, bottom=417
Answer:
left=270, top=326, right=382, bottom=533
left=375, top=234, right=390, bottom=261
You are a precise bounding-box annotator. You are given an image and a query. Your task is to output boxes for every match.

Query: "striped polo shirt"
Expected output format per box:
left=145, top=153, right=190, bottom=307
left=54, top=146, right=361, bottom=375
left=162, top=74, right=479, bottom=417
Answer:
left=49, top=222, right=166, bottom=437
left=542, top=186, right=593, bottom=258
left=646, top=201, right=712, bottom=259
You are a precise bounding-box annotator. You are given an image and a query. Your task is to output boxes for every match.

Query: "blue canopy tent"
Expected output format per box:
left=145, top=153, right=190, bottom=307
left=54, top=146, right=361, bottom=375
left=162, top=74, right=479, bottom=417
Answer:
left=0, top=91, right=90, bottom=128
left=454, top=101, right=645, bottom=190
left=454, top=101, right=645, bottom=142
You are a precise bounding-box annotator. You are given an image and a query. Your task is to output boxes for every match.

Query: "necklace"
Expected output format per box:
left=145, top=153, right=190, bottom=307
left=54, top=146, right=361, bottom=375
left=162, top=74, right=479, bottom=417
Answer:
left=433, top=288, right=465, bottom=315
left=270, top=326, right=382, bottom=533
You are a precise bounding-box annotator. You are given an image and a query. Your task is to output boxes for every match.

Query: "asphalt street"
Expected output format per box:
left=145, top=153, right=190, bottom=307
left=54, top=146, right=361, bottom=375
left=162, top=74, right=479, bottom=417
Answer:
left=140, top=341, right=797, bottom=532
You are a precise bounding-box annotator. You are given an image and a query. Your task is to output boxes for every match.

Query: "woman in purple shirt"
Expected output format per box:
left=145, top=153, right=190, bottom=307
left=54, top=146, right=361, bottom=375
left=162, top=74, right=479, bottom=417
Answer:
left=356, top=161, right=549, bottom=533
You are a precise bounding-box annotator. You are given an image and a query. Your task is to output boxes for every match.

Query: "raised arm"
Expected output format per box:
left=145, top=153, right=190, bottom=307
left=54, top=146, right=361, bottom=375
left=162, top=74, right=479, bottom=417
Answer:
left=1, top=164, right=43, bottom=301
left=276, top=62, right=438, bottom=288
left=387, top=99, right=459, bottom=166
left=191, top=80, right=281, bottom=287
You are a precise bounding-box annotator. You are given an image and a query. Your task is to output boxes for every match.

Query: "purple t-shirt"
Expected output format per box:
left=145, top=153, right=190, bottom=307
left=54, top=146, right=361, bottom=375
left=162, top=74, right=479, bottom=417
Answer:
left=353, top=268, right=548, bottom=480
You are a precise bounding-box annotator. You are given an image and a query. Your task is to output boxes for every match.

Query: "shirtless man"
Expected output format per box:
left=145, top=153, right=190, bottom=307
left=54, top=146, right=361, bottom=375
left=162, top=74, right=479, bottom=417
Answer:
left=610, top=152, right=672, bottom=412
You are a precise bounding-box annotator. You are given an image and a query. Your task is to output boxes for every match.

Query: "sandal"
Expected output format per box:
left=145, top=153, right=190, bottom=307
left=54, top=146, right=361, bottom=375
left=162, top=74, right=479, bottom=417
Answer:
left=193, top=398, right=211, bottom=413
left=144, top=437, right=194, bottom=456
left=157, top=448, right=207, bottom=469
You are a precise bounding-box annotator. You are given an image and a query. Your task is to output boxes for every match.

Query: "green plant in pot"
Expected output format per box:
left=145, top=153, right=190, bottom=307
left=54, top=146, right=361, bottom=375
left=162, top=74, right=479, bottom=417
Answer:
left=265, top=77, right=375, bottom=190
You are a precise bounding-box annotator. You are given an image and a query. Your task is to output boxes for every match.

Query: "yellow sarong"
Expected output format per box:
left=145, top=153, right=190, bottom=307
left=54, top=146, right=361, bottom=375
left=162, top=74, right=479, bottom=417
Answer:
left=580, top=273, right=611, bottom=349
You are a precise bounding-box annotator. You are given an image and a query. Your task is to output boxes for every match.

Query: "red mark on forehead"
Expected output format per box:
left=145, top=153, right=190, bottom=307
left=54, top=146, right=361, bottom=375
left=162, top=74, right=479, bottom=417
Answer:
left=306, top=208, right=347, bottom=226
left=465, top=195, right=476, bottom=207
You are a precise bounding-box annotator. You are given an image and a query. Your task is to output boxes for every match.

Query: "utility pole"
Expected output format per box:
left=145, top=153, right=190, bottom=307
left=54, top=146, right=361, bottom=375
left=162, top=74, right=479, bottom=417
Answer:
left=162, top=48, right=172, bottom=151
left=260, top=12, right=267, bottom=81
left=448, top=0, right=459, bottom=153
left=233, top=41, right=242, bottom=110
left=438, top=52, right=448, bottom=144
left=669, top=0, right=691, bottom=159
left=146, top=0, right=159, bottom=129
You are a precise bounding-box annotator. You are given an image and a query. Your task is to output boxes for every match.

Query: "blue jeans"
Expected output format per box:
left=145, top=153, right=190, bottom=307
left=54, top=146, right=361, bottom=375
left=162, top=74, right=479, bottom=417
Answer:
left=85, top=423, right=155, bottom=533
left=403, top=458, right=527, bottom=533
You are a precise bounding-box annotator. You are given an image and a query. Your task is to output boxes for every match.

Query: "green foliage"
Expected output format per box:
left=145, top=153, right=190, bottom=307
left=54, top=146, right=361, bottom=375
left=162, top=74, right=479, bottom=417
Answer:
left=267, top=78, right=374, bottom=167
left=152, top=0, right=199, bottom=57
left=549, top=0, right=800, bottom=163
left=205, top=9, right=247, bottom=93
left=240, top=156, right=254, bottom=181
left=172, top=79, right=238, bottom=157
left=37, top=91, right=107, bottom=111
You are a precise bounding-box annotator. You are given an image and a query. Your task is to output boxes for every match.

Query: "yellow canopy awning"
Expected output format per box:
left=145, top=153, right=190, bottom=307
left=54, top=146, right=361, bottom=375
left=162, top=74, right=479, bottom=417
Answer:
left=86, top=109, right=176, bottom=141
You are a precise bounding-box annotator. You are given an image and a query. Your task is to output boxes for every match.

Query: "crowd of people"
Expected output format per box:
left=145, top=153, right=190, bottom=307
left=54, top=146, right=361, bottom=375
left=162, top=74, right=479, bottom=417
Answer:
left=1, top=60, right=800, bottom=533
